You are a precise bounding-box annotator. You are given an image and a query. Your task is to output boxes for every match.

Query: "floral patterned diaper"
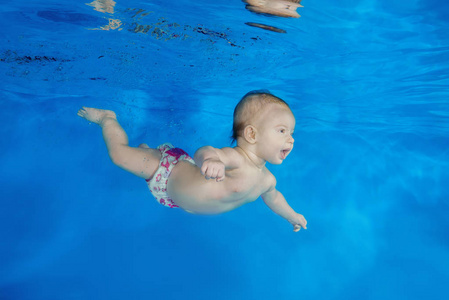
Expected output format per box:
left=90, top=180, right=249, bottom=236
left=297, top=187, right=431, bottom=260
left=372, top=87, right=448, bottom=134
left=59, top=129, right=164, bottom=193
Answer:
left=145, top=143, right=195, bottom=208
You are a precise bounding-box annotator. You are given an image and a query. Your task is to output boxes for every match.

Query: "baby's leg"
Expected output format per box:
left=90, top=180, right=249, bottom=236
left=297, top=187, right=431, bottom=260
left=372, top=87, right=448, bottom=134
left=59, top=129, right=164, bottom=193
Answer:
left=77, top=107, right=161, bottom=179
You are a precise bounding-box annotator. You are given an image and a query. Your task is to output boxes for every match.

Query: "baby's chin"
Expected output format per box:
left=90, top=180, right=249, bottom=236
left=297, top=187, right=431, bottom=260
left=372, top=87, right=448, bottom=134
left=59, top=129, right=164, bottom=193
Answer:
left=264, top=153, right=289, bottom=165
left=267, top=158, right=285, bottom=165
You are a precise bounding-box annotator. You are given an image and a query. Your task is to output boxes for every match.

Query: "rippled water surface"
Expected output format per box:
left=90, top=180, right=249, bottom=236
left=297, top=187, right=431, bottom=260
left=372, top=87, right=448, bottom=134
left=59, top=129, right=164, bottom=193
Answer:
left=1, top=0, right=448, bottom=299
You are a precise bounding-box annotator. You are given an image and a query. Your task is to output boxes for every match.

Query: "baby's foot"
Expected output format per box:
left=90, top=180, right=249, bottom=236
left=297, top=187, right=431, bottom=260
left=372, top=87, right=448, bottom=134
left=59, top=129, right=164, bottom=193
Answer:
left=77, top=107, right=116, bottom=125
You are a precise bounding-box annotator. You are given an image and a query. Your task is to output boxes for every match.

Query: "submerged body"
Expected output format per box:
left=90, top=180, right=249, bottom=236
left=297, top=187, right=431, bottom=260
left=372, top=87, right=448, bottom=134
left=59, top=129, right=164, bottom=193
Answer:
left=77, top=91, right=307, bottom=231
left=168, top=149, right=275, bottom=214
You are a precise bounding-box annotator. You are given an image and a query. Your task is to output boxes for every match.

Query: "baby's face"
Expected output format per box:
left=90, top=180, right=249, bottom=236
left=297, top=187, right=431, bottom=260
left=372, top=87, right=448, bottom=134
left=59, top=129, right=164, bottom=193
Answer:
left=254, top=104, right=295, bottom=164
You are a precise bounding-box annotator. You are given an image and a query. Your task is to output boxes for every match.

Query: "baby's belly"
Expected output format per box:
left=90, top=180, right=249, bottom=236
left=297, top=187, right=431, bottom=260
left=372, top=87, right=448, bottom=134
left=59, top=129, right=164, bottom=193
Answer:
left=166, top=161, right=254, bottom=214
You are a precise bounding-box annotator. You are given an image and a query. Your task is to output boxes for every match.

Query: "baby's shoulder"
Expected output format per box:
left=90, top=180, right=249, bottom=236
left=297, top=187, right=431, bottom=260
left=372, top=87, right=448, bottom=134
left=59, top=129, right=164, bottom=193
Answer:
left=256, top=167, right=277, bottom=194
left=220, top=147, right=245, bottom=161
left=215, top=147, right=245, bottom=169
left=263, top=168, right=277, bottom=187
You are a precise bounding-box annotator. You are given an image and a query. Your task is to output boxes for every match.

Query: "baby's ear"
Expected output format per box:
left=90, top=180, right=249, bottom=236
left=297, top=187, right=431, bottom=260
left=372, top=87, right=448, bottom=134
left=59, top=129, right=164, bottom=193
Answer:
left=243, top=125, right=257, bottom=144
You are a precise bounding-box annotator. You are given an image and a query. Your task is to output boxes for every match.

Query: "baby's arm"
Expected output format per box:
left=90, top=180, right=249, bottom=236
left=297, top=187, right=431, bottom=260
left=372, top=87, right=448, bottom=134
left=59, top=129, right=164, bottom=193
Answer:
left=194, top=146, right=242, bottom=181
left=262, top=186, right=307, bottom=232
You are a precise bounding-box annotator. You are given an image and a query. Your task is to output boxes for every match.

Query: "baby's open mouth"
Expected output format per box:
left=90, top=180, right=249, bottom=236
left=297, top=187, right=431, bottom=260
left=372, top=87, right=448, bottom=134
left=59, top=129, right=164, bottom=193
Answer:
left=280, top=149, right=290, bottom=159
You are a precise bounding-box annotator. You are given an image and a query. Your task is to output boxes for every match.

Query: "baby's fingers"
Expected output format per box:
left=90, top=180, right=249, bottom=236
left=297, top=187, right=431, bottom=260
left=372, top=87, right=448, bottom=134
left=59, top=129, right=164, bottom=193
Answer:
left=300, top=217, right=307, bottom=230
left=294, top=214, right=307, bottom=230
left=293, top=225, right=301, bottom=232
left=208, top=167, right=220, bottom=179
left=202, top=166, right=218, bottom=180
left=201, top=164, right=208, bottom=176
left=216, top=168, right=225, bottom=182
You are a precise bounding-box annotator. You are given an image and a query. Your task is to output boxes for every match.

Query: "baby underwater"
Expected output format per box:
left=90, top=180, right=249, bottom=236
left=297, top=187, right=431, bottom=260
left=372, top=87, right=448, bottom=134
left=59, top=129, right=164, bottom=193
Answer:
left=78, top=91, right=307, bottom=232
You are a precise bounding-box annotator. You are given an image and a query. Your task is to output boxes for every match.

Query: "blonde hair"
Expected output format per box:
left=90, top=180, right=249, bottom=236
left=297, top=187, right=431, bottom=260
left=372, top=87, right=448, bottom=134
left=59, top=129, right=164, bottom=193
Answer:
left=231, top=90, right=290, bottom=143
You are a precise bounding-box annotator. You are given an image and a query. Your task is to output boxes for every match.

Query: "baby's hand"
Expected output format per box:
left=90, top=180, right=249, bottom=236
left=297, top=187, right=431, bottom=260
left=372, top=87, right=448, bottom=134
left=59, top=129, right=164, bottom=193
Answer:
left=290, top=213, right=307, bottom=232
left=201, top=158, right=225, bottom=182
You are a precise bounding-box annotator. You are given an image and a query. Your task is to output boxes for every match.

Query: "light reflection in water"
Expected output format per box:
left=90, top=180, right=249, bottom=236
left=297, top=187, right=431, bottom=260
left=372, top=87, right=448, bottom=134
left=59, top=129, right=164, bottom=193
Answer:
left=86, top=0, right=122, bottom=31
left=243, top=0, right=303, bottom=18
left=243, top=0, right=304, bottom=33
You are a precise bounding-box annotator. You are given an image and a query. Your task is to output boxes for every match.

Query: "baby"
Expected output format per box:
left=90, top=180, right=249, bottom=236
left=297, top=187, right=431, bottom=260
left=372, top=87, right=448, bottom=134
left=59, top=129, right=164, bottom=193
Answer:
left=78, top=91, right=307, bottom=232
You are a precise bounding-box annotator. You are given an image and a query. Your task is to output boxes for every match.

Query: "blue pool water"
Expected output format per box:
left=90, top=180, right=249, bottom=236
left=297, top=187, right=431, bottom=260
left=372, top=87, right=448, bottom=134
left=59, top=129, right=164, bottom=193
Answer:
left=1, top=0, right=448, bottom=299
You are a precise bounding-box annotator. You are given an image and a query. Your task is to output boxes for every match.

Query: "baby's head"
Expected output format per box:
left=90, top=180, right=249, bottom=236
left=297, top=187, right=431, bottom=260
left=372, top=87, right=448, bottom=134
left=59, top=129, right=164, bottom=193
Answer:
left=231, top=90, right=291, bottom=143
